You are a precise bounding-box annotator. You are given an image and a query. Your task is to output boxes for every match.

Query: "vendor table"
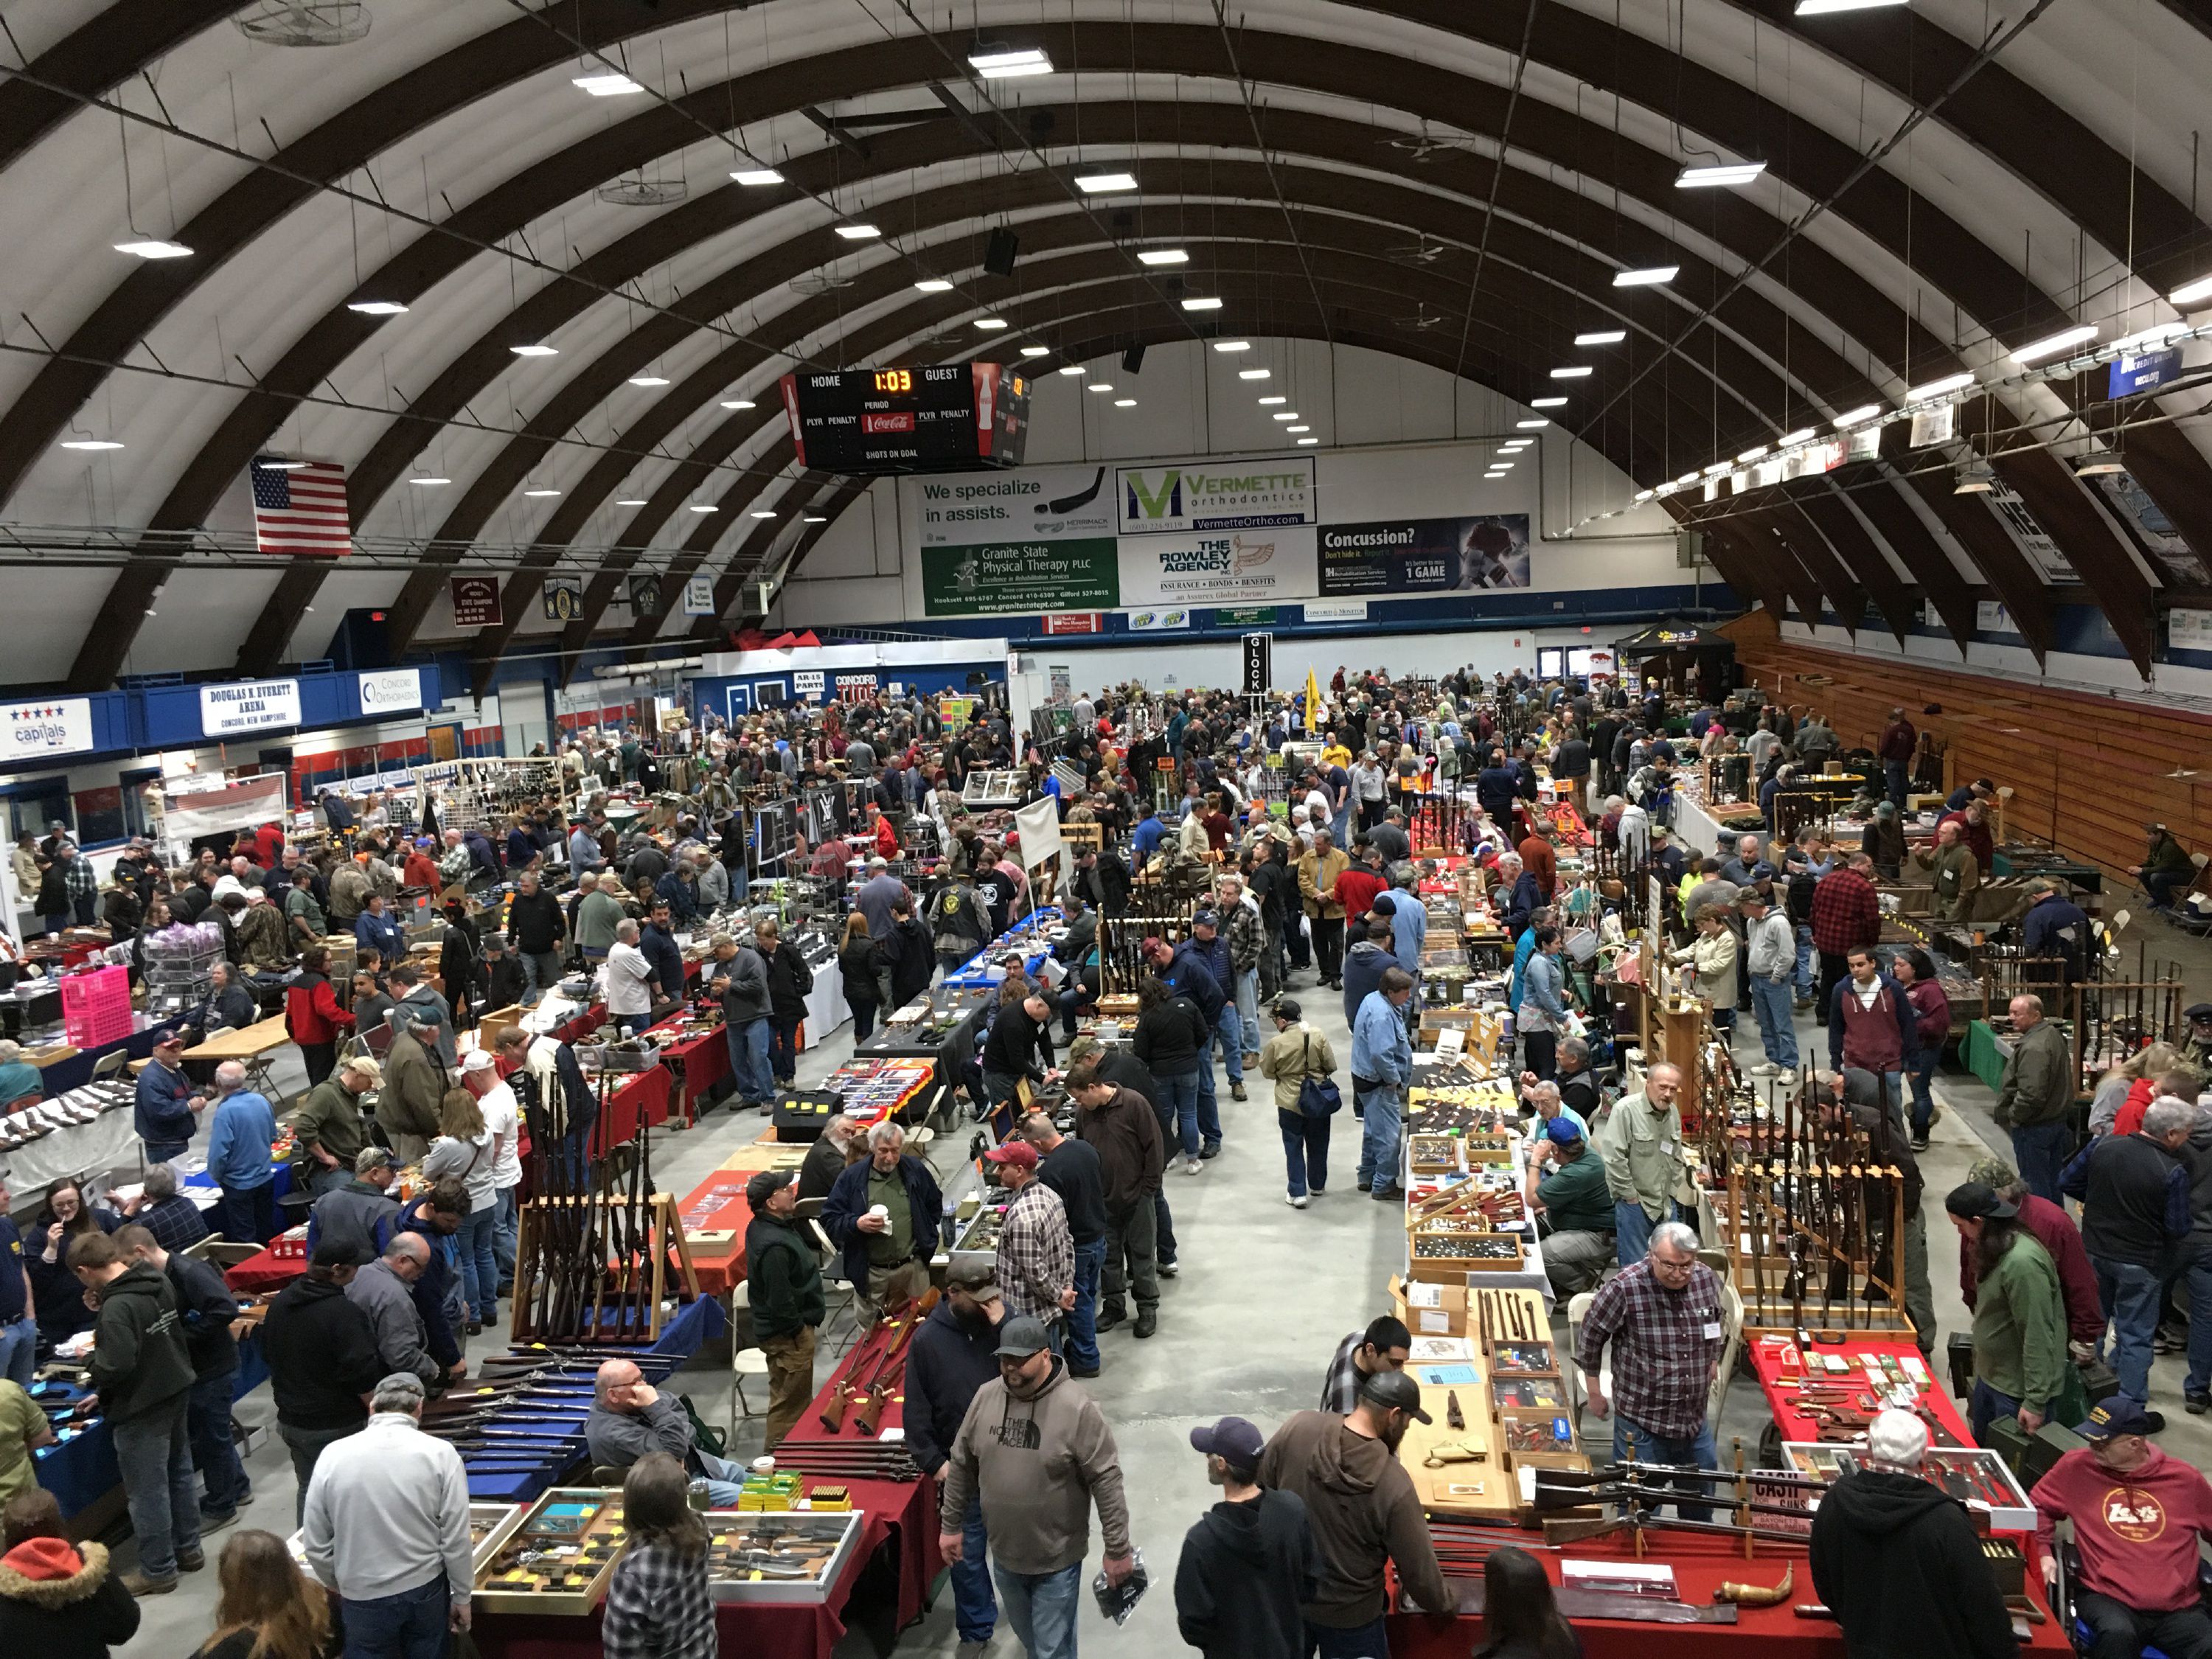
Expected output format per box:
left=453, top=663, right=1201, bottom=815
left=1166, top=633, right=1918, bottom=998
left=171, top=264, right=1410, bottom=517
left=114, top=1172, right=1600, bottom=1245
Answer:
left=1385, top=1529, right=2066, bottom=1659
left=0, top=1102, right=141, bottom=1203
left=674, top=1135, right=810, bottom=1295
left=1670, top=793, right=1727, bottom=859
left=473, top=1308, right=936, bottom=1659
left=1964, top=1019, right=2011, bottom=1093
left=29, top=1016, right=166, bottom=1095
left=1743, top=1332, right=1972, bottom=1447
left=226, top=1245, right=306, bottom=1294
left=136, top=1015, right=294, bottom=1099
left=645, top=1018, right=731, bottom=1123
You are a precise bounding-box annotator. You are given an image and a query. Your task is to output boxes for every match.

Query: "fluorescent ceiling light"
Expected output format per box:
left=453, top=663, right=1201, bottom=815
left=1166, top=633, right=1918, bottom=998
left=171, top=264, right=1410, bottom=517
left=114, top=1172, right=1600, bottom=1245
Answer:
left=257, top=459, right=308, bottom=470
left=1138, top=248, right=1189, bottom=266
left=1074, top=172, right=1138, bottom=194
left=974, top=317, right=1008, bottom=330
left=348, top=300, right=408, bottom=316
left=1180, top=296, right=1222, bottom=311
left=1703, top=462, right=1733, bottom=476
left=1113, top=399, right=1136, bottom=408
left=524, top=487, right=560, bottom=497
left=510, top=343, right=558, bottom=356
left=2074, top=455, right=2126, bottom=477
left=1795, top=0, right=1908, bottom=13
left=914, top=278, right=953, bottom=293
left=1259, top=395, right=1286, bottom=405
left=617, top=499, right=648, bottom=507
left=1677, top=161, right=1767, bottom=188
left=1634, top=490, right=1655, bottom=501
left=2010, top=324, right=2098, bottom=365
left=1832, top=404, right=1881, bottom=428
left=1285, top=425, right=1310, bottom=433
left=60, top=439, right=123, bottom=451
left=1500, top=440, right=1532, bottom=450
left=1613, top=265, right=1677, bottom=287
left=834, top=223, right=880, bottom=240
left=1550, top=366, right=1593, bottom=379
left=804, top=515, right=827, bottom=523
left=1736, top=445, right=1768, bottom=462
left=1517, top=419, right=1550, bottom=429
left=690, top=504, right=717, bottom=514
left=1491, top=461, right=1515, bottom=470
left=968, top=46, right=1052, bottom=77
left=408, top=476, right=450, bottom=486
left=1531, top=396, right=1568, bottom=408
left=721, top=399, right=756, bottom=410
left=1907, top=371, right=1976, bottom=400
left=1574, top=330, right=1627, bottom=346
left=2171, top=273, right=2212, bottom=308
left=1297, top=437, right=1318, bottom=445
left=2115, top=323, right=2191, bottom=352
left=115, top=238, right=192, bottom=259
left=751, top=509, right=776, bottom=518
left=1675, top=473, right=1700, bottom=485
left=1020, top=345, right=1051, bottom=358
left=731, top=169, right=785, bottom=186
left=629, top=375, right=669, bottom=386
left=1272, top=412, right=1299, bottom=421
left=1087, top=382, right=1113, bottom=392
left=1778, top=427, right=1818, bottom=445
left=1057, top=365, right=1085, bottom=375
left=1239, top=369, right=1271, bottom=380
left=572, top=73, right=644, bottom=97
left=1212, top=341, right=1252, bottom=352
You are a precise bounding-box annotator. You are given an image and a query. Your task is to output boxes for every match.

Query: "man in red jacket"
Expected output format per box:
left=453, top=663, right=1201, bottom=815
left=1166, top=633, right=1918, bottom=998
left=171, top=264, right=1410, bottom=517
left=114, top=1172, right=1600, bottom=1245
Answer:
left=1876, top=707, right=1917, bottom=813
left=2034, top=1397, right=2212, bottom=1659
left=1961, top=1156, right=2106, bottom=1350
left=1809, top=855, right=1882, bottom=1026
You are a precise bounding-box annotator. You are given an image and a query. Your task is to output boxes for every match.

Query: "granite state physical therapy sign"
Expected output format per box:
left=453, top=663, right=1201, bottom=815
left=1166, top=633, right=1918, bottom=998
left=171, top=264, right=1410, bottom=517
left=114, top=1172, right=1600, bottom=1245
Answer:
left=907, top=464, right=1120, bottom=617
left=920, top=540, right=1119, bottom=616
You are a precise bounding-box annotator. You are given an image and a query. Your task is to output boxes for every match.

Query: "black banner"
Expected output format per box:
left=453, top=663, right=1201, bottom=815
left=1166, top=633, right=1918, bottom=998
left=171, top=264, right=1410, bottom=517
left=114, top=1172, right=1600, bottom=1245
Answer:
left=1318, top=515, right=1531, bottom=594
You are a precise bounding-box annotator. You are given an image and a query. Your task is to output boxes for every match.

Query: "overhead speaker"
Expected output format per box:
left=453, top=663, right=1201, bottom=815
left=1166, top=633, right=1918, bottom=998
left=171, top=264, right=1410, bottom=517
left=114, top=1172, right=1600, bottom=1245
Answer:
left=984, top=228, right=1019, bottom=276
left=1121, top=342, right=1147, bottom=375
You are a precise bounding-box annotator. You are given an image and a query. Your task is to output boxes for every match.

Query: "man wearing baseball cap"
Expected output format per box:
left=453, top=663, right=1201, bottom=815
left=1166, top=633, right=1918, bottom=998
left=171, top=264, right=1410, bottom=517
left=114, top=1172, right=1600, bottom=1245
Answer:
left=911, top=1259, right=1008, bottom=1659
left=987, top=1141, right=1075, bottom=1341
left=939, top=1314, right=1133, bottom=1659
left=2031, top=1396, right=2212, bottom=1659
left=1944, top=1182, right=2069, bottom=1441
left=742, top=1169, right=824, bottom=1448
left=1256, top=1370, right=1448, bottom=1656
left=1175, top=1417, right=1318, bottom=1659
left=1528, top=1116, right=1614, bottom=1298
left=133, top=1027, right=206, bottom=1166
left=2180, top=1002, right=2212, bottom=1077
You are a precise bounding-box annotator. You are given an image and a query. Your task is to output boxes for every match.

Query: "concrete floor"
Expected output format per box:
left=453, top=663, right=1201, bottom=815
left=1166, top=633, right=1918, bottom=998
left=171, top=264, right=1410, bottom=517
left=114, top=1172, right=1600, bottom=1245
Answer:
left=109, top=895, right=2212, bottom=1656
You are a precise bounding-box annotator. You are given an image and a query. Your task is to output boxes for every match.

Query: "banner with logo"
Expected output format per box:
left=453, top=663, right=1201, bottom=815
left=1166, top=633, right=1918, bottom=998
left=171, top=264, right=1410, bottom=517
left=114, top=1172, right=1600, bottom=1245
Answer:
left=543, top=577, right=583, bottom=620
left=1116, top=456, right=1315, bottom=535
left=1318, top=515, right=1530, bottom=594
left=1303, top=599, right=1368, bottom=622
left=1127, top=608, right=1192, bottom=632
left=357, top=668, right=422, bottom=717
left=906, top=464, right=1114, bottom=547
left=1042, top=612, right=1102, bottom=636
left=1117, top=526, right=1318, bottom=608
left=200, top=678, right=301, bottom=738
left=921, top=540, right=1119, bottom=616
left=2, top=698, right=96, bottom=762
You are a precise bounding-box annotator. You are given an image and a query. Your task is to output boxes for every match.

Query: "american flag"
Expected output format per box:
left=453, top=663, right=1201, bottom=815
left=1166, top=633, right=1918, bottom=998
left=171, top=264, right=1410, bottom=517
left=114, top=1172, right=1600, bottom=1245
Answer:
left=250, top=457, right=352, bottom=555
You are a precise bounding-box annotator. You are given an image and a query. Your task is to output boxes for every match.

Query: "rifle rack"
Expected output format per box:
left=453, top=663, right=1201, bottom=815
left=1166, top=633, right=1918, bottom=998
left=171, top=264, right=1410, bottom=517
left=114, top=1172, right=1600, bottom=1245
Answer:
left=509, top=1192, right=700, bottom=1346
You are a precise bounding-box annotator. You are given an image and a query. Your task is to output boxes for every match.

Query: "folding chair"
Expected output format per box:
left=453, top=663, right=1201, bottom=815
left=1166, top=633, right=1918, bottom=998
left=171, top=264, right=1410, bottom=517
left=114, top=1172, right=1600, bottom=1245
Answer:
left=728, top=1281, right=770, bottom=1423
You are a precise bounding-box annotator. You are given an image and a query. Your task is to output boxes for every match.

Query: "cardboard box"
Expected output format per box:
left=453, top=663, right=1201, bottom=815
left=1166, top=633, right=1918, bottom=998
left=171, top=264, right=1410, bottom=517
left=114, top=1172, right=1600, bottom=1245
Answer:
left=1402, top=1279, right=1468, bottom=1335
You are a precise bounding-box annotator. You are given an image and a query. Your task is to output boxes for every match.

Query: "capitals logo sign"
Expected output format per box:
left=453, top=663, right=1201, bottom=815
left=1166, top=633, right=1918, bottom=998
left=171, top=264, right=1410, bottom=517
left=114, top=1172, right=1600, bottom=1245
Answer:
left=4, top=699, right=95, bottom=759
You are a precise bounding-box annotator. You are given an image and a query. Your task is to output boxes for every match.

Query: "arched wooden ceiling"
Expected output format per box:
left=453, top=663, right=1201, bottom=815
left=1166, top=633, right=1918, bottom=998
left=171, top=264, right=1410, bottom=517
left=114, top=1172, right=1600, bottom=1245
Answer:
left=7, top=0, right=2211, bottom=692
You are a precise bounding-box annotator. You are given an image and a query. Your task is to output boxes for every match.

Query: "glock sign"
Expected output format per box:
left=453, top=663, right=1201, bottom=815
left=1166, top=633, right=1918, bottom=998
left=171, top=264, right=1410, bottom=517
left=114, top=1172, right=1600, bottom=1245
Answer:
left=1242, top=632, right=1271, bottom=695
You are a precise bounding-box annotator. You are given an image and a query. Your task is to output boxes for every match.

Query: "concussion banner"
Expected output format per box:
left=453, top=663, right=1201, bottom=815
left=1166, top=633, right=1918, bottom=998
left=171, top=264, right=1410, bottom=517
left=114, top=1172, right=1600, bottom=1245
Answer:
left=1317, top=515, right=1531, bottom=594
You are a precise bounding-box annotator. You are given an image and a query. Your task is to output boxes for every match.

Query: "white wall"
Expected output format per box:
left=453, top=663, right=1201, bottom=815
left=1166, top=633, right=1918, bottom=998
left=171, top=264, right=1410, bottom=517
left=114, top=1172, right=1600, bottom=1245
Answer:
left=1027, top=625, right=1621, bottom=698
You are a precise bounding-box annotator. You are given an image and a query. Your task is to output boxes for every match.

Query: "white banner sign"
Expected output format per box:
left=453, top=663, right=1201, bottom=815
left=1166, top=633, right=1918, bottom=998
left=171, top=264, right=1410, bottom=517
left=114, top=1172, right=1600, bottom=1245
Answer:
left=1303, top=599, right=1368, bottom=622
left=199, top=678, right=301, bottom=737
left=790, top=669, right=825, bottom=695
left=1116, top=456, right=1317, bottom=535
left=1, top=698, right=96, bottom=762
left=1117, top=525, right=1319, bottom=608
left=906, top=463, right=1115, bottom=547
left=682, top=575, right=717, bottom=616
left=162, top=773, right=288, bottom=844
left=2169, top=607, right=2212, bottom=651
left=357, top=668, right=422, bottom=716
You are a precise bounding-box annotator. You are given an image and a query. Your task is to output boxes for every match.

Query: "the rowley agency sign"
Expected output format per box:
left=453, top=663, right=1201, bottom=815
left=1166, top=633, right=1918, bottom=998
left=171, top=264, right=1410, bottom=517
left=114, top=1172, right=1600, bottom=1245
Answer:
left=1116, top=456, right=1315, bottom=535
left=1117, top=526, right=1319, bottom=608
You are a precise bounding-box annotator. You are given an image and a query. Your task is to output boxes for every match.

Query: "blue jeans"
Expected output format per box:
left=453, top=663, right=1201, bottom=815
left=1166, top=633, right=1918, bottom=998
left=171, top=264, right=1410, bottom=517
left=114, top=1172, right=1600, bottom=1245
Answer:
left=2010, top=1120, right=2073, bottom=1205
left=215, top=1181, right=275, bottom=1247
left=1354, top=1082, right=1402, bottom=1194
left=341, top=1574, right=449, bottom=1659
left=949, top=1496, right=998, bottom=1642
left=1615, top=1201, right=1655, bottom=1267
left=1882, top=759, right=1909, bottom=812
left=493, top=1184, right=518, bottom=1291
left=1065, top=1239, right=1105, bottom=1373
left=1610, top=1416, right=1718, bottom=1520
left=454, top=1203, right=498, bottom=1323
left=1279, top=1109, right=1332, bottom=1198
left=1905, top=1048, right=1938, bottom=1135
left=187, top=1369, right=248, bottom=1514
left=729, top=1016, right=773, bottom=1105
left=992, top=1559, right=1082, bottom=1659
left=1307, top=1615, right=1391, bottom=1659
left=1235, top=967, right=1262, bottom=1055
left=1969, top=1379, right=2024, bottom=1444
left=1156, top=1072, right=1201, bottom=1158
left=0, top=1313, right=33, bottom=1389
left=2093, top=1255, right=2163, bottom=1404
left=2185, top=1249, right=2212, bottom=1398
left=1211, top=1006, right=1245, bottom=1084
left=770, top=1014, right=801, bottom=1084
left=1748, top=978, right=1798, bottom=1069
left=112, top=1397, right=200, bottom=1582
left=1792, top=924, right=1815, bottom=999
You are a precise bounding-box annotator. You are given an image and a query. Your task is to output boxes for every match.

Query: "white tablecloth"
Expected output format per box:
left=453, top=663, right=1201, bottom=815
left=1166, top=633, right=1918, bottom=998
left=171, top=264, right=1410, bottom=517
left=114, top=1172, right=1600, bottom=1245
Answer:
left=800, top=957, right=846, bottom=1048
left=1, top=1108, right=142, bottom=1203
left=1671, top=793, right=1726, bottom=858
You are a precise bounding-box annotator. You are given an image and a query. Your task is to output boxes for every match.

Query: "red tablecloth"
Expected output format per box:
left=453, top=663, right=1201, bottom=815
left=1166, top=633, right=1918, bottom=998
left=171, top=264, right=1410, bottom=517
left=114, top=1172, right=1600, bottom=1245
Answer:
left=589, top=1065, right=672, bottom=1158
left=675, top=1169, right=755, bottom=1296
left=224, top=1247, right=305, bottom=1294
left=650, top=1020, right=731, bottom=1123
left=1386, top=1528, right=2066, bottom=1659
left=1745, top=1334, right=1974, bottom=1447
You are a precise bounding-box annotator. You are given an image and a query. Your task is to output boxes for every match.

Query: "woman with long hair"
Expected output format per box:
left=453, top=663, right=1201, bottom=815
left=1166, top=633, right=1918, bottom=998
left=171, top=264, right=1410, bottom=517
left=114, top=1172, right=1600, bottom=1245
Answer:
left=1474, top=1545, right=1579, bottom=1659
left=600, top=1453, right=716, bottom=1659
left=27, top=1178, right=116, bottom=1343
left=839, top=911, right=881, bottom=1042
left=192, top=1529, right=330, bottom=1659
left=0, top=1487, right=139, bottom=1656
left=422, top=1088, right=498, bottom=1332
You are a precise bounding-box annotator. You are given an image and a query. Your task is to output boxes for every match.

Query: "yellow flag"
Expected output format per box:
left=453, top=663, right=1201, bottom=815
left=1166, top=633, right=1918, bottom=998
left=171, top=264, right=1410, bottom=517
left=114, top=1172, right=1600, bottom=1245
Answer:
left=1304, top=667, right=1320, bottom=734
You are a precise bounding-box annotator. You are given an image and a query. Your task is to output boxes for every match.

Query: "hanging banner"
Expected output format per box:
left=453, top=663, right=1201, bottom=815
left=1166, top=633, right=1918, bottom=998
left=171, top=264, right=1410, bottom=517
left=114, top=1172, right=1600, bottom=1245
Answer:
left=682, top=575, right=717, bottom=616
left=161, top=773, right=290, bottom=845
left=1318, top=515, right=1531, bottom=594
left=626, top=574, right=661, bottom=616
left=1116, top=456, right=1316, bottom=535
left=356, top=669, right=422, bottom=716
left=2168, top=608, right=2212, bottom=651
left=1846, top=425, right=1884, bottom=463
left=1041, top=611, right=1103, bottom=635
left=1213, top=606, right=1279, bottom=627
left=905, top=463, right=1115, bottom=547
left=1241, top=632, right=1272, bottom=695
left=2, top=698, right=96, bottom=762
left=543, top=577, right=583, bottom=621
left=1908, top=403, right=1956, bottom=447
left=1126, top=608, right=1192, bottom=632
left=1116, top=526, right=1318, bottom=608
left=920, top=540, right=1119, bottom=616
left=2111, top=347, right=2181, bottom=399
left=199, top=678, right=301, bottom=738
left=2089, top=472, right=2212, bottom=587
left=1303, top=599, right=1368, bottom=622
left=451, top=575, right=501, bottom=628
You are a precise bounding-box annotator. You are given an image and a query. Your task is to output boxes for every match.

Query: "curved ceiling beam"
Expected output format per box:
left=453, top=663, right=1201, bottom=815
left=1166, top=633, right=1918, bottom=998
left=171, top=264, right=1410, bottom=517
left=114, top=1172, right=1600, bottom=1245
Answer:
left=0, top=0, right=237, bottom=171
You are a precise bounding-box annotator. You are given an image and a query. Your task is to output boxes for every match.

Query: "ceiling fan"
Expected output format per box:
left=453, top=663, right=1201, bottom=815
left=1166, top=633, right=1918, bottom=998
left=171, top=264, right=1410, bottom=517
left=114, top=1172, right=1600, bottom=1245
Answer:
left=1385, top=234, right=1449, bottom=266
left=1391, top=305, right=1448, bottom=331
left=1382, top=122, right=1480, bottom=162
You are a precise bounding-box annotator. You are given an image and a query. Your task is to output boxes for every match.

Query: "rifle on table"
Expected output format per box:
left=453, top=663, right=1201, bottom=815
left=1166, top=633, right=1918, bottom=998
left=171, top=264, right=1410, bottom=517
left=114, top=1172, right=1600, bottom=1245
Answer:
left=819, top=1288, right=936, bottom=1433
left=1542, top=1511, right=1812, bottom=1549
left=855, top=1287, right=942, bottom=1434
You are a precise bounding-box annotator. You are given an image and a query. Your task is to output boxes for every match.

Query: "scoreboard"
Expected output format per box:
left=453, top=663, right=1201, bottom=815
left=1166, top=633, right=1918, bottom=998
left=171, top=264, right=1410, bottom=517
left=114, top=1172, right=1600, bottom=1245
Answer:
left=777, top=362, right=1031, bottom=474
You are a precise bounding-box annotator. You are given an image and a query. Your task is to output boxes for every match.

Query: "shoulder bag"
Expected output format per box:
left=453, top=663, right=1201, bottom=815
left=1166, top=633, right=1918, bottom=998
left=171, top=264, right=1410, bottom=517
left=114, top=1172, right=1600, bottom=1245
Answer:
left=1295, top=1032, right=1343, bottom=1119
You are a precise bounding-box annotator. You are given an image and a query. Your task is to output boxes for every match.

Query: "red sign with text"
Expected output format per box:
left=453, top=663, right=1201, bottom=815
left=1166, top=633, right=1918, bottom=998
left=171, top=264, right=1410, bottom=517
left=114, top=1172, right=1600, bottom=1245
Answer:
left=1043, top=612, right=1102, bottom=636
left=451, top=576, right=501, bottom=628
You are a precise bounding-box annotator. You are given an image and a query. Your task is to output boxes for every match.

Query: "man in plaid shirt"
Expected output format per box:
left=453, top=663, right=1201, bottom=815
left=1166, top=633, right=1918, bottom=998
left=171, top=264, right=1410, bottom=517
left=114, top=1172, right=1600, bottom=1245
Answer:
left=1809, top=853, right=1882, bottom=1028
left=1576, top=1220, right=1727, bottom=1518
left=988, top=1143, right=1076, bottom=1339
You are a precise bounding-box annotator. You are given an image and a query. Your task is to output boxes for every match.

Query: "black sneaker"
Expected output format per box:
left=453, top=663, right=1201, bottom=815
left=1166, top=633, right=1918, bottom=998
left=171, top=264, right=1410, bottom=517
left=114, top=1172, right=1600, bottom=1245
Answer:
left=1096, top=1305, right=1127, bottom=1332
left=1910, top=1135, right=1930, bottom=1152
left=2141, top=1410, right=2169, bottom=1434
left=1068, top=1363, right=1102, bottom=1379
left=2186, top=1394, right=2209, bottom=1416
left=1198, top=1142, right=1222, bottom=1161
left=1371, top=1184, right=1405, bottom=1202
left=1133, top=1312, right=1158, bottom=1338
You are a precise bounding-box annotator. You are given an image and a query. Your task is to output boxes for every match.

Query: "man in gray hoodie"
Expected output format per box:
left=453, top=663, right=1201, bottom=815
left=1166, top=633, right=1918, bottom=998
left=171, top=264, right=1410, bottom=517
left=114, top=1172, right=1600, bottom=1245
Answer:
left=938, top=1315, right=1133, bottom=1659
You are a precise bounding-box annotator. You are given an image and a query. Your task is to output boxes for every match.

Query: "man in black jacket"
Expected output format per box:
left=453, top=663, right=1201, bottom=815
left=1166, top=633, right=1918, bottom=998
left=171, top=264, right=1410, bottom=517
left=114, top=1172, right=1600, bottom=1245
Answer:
left=1176, top=1416, right=1319, bottom=1659
left=905, top=1260, right=1006, bottom=1657
left=980, top=985, right=1056, bottom=1107
left=262, top=1240, right=383, bottom=1523
left=70, top=1230, right=200, bottom=1593
left=742, top=1170, right=824, bottom=1449
left=120, top=1225, right=251, bottom=1528
left=1809, top=1407, right=2017, bottom=1659
left=505, top=869, right=568, bottom=998
left=1023, top=1109, right=1108, bottom=1380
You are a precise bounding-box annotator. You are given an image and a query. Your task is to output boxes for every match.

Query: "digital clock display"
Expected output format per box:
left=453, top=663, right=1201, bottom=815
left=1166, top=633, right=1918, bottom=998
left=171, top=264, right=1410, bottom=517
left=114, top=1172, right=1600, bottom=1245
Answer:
left=872, top=369, right=913, bottom=393
left=779, top=364, right=1030, bottom=476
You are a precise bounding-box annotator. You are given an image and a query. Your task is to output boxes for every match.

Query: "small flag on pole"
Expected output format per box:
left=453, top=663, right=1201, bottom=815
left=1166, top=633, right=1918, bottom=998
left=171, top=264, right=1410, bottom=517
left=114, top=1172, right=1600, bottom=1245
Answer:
left=250, top=458, right=351, bottom=555
left=1304, top=667, right=1320, bottom=734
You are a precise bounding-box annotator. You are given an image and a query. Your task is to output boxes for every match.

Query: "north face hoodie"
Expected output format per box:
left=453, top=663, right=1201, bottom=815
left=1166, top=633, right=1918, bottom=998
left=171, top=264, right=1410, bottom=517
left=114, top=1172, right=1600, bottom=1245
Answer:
left=938, top=1355, right=1131, bottom=1576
